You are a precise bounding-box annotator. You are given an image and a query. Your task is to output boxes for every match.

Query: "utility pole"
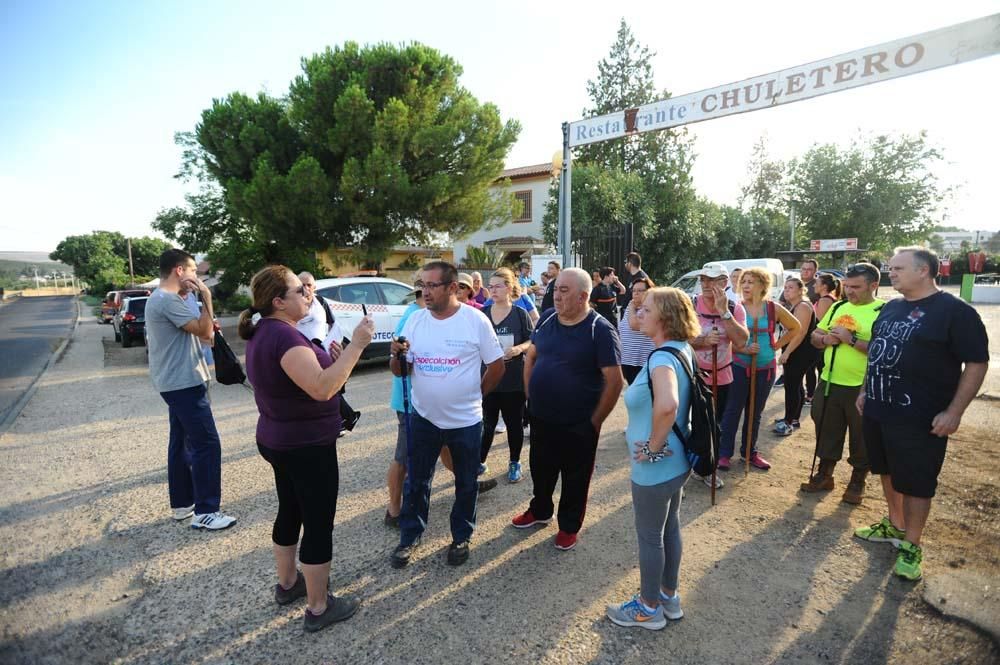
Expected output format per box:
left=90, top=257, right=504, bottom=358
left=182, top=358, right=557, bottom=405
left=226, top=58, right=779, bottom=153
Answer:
left=789, top=202, right=796, bottom=251
left=127, top=238, right=135, bottom=286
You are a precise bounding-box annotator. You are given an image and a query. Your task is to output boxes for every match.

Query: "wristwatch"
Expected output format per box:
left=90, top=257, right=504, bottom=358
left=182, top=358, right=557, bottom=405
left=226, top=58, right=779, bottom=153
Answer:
left=721, top=310, right=733, bottom=320
left=850, top=333, right=859, bottom=347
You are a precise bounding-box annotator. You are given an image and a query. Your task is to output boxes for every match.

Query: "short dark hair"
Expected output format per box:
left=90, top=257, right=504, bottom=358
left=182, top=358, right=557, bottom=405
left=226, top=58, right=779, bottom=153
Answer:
left=548, top=260, right=561, bottom=270
left=599, top=266, right=615, bottom=279
left=421, top=260, right=458, bottom=284
left=845, top=261, right=880, bottom=284
left=518, top=262, right=530, bottom=270
left=625, top=252, right=641, bottom=268
left=895, top=245, right=939, bottom=278
left=802, top=259, right=819, bottom=270
left=159, top=248, right=195, bottom=278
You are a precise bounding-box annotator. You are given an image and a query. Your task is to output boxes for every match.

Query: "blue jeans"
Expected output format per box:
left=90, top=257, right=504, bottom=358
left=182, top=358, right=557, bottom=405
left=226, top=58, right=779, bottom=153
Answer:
left=719, top=366, right=775, bottom=459
left=160, top=383, right=222, bottom=514
left=399, top=412, right=482, bottom=546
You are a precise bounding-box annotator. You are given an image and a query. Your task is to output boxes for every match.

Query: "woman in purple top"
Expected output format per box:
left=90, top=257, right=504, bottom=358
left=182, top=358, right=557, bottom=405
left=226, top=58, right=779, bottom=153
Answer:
left=240, top=265, right=375, bottom=633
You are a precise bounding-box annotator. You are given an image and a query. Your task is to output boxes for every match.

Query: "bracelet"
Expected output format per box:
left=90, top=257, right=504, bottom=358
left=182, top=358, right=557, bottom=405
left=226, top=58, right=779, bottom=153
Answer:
left=641, top=442, right=665, bottom=463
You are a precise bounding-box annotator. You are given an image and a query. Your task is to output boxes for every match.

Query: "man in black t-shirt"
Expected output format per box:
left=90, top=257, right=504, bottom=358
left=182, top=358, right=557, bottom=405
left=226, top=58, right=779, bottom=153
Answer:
left=619, top=252, right=648, bottom=314
left=590, top=266, right=624, bottom=326
left=511, top=267, right=623, bottom=552
left=854, top=247, right=989, bottom=582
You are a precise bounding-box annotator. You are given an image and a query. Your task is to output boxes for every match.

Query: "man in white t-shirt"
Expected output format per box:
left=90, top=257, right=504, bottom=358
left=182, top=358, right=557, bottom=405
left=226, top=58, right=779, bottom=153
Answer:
left=389, top=261, right=505, bottom=568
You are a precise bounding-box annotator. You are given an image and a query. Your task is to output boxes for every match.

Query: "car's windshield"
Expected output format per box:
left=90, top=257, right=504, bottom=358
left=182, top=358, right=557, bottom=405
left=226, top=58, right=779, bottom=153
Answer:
left=129, top=299, right=147, bottom=315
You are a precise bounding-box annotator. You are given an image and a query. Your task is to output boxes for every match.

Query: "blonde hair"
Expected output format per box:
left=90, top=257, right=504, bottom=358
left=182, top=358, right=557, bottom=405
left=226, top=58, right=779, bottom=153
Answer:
left=645, top=287, right=701, bottom=341
left=238, top=265, right=293, bottom=340
left=490, top=267, right=521, bottom=298
left=740, top=267, right=772, bottom=302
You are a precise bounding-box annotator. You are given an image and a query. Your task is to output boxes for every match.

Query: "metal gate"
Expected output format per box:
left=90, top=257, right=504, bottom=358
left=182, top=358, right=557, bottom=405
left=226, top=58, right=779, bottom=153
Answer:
left=571, top=223, right=634, bottom=274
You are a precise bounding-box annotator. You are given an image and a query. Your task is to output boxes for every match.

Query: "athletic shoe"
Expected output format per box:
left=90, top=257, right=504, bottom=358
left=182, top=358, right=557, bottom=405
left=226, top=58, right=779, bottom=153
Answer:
left=692, top=472, right=724, bottom=489
left=854, top=517, right=905, bottom=547
left=303, top=594, right=361, bottom=632
left=477, top=463, right=488, bottom=476
left=275, top=571, right=307, bottom=605
left=342, top=410, right=362, bottom=432
left=190, top=512, right=236, bottom=531
left=171, top=504, right=195, bottom=521
left=511, top=510, right=550, bottom=529
left=383, top=511, right=400, bottom=529
left=554, top=530, right=577, bottom=551
left=748, top=453, right=771, bottom=470
left=446, top=540, right=470, bottom=566
left=659, top=590, right=684, bottom=620
left=495, top=421, right=507, bottom=433
left=717, top=456, right=731, bottom=471
left=391, top=538, right=420, bottom=569
left=507, top=461, right=523, bottom=483
left=774, top=376, right=785, bottom=386
left=790, top=420, right=801, bottom=429
left=478, top=478, right=498, bottom=493
left=523, top=424, right=530, bottom=435
left=773, top=421, right=794, bottom=436
left=606, top=594, right=666, bottom=630
left=894, top=541, right=923, bottom=581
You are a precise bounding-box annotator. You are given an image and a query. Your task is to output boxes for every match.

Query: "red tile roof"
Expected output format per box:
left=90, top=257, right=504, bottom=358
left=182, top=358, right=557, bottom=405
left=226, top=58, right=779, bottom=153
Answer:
left=498, top=163, right=553, bottom=181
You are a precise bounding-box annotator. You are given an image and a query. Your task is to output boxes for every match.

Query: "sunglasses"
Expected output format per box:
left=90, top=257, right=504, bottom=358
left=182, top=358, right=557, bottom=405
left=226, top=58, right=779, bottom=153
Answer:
left=845, top=264, right=879, bottom=279
left=284, top=285, right=306, bottom=298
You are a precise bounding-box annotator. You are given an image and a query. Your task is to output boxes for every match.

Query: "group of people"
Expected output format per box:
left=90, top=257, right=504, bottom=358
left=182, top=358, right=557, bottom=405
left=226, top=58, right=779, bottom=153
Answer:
left=142, top=245, right=988, bottom=634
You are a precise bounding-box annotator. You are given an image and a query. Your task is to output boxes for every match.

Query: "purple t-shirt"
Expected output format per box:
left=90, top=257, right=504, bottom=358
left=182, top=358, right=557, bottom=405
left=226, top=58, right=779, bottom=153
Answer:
left=246, top=318, right=341, bottom=449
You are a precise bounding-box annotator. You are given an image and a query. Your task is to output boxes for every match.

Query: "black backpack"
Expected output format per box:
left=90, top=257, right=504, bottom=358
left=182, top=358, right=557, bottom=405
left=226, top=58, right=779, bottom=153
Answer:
left=646, top=346, right=719, bottom=477
left=212, top=329, right=247, bottom=386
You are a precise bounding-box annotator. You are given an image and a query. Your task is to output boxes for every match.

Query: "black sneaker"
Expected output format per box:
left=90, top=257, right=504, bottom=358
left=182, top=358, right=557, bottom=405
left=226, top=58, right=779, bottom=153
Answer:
left=343, top=410, right=362, bottom=432
left=383, top=511, right=400, bottom=529
left=478, top=478, right=498, bottom=493
left=275, top=571, right=307, bottom=605
left=391, top=538, right=420, bottom=569
left=447, top=540, right=470, bottom=566
left=303, top=594, right=361, bottom=632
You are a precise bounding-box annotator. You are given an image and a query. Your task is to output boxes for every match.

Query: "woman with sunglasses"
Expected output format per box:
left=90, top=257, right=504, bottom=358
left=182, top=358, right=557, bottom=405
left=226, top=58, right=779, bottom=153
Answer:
left=456, top=273, right=484, bottom=309
left=239, top=265, right=375, bottom=632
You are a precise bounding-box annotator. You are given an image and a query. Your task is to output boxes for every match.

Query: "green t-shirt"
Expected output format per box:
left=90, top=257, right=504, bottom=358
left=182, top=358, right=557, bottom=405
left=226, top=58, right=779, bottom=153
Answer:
left=817, top=298, right=883, bottom=387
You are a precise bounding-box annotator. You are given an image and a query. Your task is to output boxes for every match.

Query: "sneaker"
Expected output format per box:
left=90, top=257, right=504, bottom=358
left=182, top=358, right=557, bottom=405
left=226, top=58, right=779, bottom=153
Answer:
left=383, top=511, right=400, bottom=529
left=446, top=540, right=470, bottom=566
left=790, top=420, right=801, bottom=429
left=495, top=421, right=507, bottom=433
left=554, top=530, right=577, bottom=551
left=773, top=421, right=794, bottom=436
left=477, top=463, right=488, bottom=477
left=190, top=512, right=236, bottom=531
left=692, top=472, right=724, bottom=489
left=171, top=504, right=195, bottom=521
left=507, top=461, right=523, bottom=483
left=748, top=452, right=771, bottom=470
left=894, top=541, right=923, bottom=581
left=659, top=591, right=684, bottom=620
left=606, top=594, right=666, bottom=630
left=523, top=424, right=530, bottom=435
left=511, top=510, right=550, bottom=529
left=275, top=571, right=307, bottom=605
left=775, top=375, right=785, bottom=386
left=478, top=478, right=498, bottom=493
left=854, top=517, right=905, bottom=547
left=303, top=594, right=361, bottom=632
left=717, top=456, right=731, bottom=471
left=391, top=538, right=420, bottom=569
left=342, top=410, right=362, bottom=432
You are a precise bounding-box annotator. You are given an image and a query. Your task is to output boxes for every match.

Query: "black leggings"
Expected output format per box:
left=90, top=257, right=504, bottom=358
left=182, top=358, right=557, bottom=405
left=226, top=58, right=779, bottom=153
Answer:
left=257, top=441, right=339, bottom=565
left=782, top=356, right=813, bottom=422
left=481, top=391, right=526, bottom=463
left=804, top=361, right=818, bottom=399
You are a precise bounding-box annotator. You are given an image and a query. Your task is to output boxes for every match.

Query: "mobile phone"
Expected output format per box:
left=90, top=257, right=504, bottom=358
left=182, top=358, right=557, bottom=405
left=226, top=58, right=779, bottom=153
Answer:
left=362, top=303, right=368, bottom=316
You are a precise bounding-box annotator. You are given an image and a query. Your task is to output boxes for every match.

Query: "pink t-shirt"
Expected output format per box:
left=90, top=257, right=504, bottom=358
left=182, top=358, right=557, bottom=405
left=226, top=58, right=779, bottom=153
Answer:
left=693, top=296, right=747, bottom=386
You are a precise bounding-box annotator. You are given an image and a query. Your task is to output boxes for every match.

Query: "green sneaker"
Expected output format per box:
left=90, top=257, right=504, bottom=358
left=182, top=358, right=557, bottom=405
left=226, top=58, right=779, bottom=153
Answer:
left=894, top=541, right=923, bottom=580
left=854, top=517, right=905, bottom=547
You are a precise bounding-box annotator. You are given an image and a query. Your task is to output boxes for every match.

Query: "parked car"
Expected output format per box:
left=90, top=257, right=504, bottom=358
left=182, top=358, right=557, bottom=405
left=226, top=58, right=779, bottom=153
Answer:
left=312, top=277, right=417, bottom=359
left=671, top=258, right=786, bottom=301
left=101, top=288, right=150, bottom=323
left=113, top=296, right=148, bottom=348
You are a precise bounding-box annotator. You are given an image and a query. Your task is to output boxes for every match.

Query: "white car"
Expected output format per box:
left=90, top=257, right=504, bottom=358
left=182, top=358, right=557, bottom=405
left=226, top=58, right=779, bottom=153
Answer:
left=312, top=277, right=417, bottom=359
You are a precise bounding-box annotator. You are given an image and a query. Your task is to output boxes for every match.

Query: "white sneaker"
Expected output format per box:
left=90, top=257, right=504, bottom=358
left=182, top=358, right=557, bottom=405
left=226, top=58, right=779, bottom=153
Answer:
left=171, top=504, right=195, bottom=521
left=523, top=424, right=530, bottom=435
left=495, top=422, right=507, bottom=433
left=190, top=512, right=237, bottom=531
left=693, top=472, right=724, bottom=489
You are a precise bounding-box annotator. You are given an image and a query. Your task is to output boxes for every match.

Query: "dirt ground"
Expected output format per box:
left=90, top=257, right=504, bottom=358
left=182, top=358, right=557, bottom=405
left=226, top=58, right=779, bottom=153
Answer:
left=0, top=296, right=997, bottom=664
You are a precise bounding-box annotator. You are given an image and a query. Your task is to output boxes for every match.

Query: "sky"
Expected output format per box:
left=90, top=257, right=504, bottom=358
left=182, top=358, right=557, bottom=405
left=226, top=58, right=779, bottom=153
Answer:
left=1, top=0, right=998, bottom=253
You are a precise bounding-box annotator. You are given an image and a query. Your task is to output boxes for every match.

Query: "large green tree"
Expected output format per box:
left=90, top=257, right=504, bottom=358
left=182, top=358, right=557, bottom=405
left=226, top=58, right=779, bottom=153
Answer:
left=50, top=231, right=171, bottom=293
left=157, top=41, right=520, bottom=288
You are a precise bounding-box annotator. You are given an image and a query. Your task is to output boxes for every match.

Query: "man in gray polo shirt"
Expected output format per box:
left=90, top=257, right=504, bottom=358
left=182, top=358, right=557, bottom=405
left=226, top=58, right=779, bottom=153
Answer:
left=146, top=249, right=235, bottom=530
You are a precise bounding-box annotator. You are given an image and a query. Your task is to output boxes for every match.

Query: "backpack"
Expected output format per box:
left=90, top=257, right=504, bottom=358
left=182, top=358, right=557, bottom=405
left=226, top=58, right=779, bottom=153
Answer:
left=646, top=346, right=719, bottom=478
left=317, top=294, right=335, bottom=327
left=212, top=329, right=248, bottom=386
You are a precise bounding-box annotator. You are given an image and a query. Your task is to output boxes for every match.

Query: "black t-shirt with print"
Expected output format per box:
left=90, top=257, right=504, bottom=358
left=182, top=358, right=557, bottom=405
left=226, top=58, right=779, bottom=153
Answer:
left=590, top=283, right=619, bottom=327
left=481, top=304, right=533, bottom=393
left=864, top=291, right=989, bottom=426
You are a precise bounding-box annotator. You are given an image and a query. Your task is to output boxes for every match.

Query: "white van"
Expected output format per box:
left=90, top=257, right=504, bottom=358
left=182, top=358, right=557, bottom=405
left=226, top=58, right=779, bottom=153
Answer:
left=671, top=259, right=786, bottom=301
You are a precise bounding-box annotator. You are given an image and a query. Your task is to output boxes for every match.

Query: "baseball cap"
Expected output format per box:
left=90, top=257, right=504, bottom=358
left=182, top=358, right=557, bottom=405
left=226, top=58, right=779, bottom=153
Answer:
left=697, top=262, right=729, bottom=278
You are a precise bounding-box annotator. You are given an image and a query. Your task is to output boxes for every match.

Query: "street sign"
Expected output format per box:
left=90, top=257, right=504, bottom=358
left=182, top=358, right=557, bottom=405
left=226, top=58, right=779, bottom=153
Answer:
left=809, top=238, right=859, bottom=251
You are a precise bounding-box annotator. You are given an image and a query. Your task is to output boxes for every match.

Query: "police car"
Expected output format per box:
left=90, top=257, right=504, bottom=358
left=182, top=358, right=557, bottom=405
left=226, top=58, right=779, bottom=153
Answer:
left=312, top=276, right=417, bottom=359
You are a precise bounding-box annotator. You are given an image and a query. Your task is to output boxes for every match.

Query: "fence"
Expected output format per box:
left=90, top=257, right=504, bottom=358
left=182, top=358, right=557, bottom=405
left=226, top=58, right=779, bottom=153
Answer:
left=572, top=223, right=635, bottom=273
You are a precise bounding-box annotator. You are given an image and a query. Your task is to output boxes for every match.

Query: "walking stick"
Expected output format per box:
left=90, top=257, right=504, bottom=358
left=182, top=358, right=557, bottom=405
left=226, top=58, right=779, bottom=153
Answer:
left=711, top=335, right=719, bottom=505
left=745, top=352, right=758, bottom=478
left=397, top=337, right=414, bottom=478
left=808, top=345, right=839, bottom=482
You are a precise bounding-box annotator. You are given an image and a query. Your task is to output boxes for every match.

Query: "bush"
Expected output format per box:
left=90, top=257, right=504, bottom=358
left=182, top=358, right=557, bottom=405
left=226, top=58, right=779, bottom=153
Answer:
left=222, top=293, right=252, bottom=313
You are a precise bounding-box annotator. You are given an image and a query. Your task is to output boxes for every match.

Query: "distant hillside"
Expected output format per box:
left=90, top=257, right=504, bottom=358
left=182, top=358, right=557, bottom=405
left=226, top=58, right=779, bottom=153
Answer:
left=0, top=251, right=68, bottom=265
left=0, top=258, right=72, bottom=278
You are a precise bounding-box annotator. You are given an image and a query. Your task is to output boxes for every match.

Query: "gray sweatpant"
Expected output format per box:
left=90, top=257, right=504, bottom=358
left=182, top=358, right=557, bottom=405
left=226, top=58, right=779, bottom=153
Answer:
left=631, top=471, right=689, bottom=603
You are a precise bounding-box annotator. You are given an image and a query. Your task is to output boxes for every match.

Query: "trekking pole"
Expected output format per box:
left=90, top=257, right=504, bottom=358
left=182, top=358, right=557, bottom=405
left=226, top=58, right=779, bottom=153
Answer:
left=397, top=336, right=414, bottom=478
left=745, top=352, right=758, bottom=478
left=808, top=345, right=839, bottom=483
left=710, top=336, right=719, bottom=505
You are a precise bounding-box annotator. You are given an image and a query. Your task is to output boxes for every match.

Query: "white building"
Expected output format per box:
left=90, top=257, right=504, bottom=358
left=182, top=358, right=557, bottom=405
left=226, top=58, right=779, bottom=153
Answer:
left=931, top=230, right=995, bottom=253
left=453, top=163, right=554, bottom=266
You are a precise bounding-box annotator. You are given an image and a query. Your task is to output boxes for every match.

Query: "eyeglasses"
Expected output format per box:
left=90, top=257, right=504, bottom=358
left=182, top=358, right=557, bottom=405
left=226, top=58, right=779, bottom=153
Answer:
left=422, top=280, right=452, bottom=290
left=284, top=285, right=306, bottom=298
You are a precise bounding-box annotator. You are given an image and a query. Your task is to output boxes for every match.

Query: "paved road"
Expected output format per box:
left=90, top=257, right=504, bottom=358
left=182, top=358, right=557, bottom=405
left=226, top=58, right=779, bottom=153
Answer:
left=0, top=296, right=76, bottom=421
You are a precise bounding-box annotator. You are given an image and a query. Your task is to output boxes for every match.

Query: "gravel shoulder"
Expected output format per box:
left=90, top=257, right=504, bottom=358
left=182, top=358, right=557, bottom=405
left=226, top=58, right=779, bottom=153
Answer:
left=0, top=301, right=997, bottom=664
